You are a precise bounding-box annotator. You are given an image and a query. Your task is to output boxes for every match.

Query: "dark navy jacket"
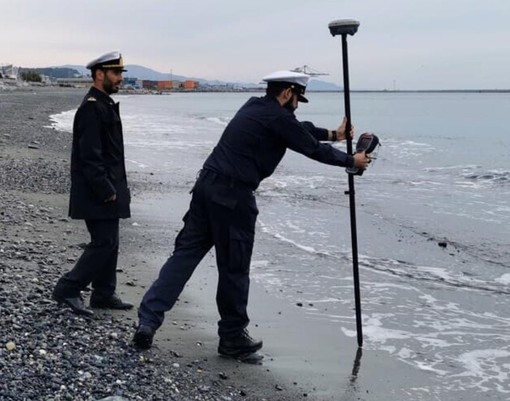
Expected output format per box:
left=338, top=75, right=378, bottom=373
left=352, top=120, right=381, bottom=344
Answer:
left=203, top=95, right=354, bottom=189
left=68, top=86, right=130, bottom=219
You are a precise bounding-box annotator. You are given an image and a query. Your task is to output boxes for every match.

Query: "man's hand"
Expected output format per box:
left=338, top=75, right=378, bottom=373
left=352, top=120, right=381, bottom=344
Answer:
left=353, top=152, right=370, bottom=170
left=335, top=117, right=354, bottom=141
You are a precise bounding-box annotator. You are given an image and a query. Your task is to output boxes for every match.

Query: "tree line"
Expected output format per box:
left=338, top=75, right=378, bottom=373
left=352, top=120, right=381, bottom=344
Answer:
left=20, top=70, right=42, bottom=82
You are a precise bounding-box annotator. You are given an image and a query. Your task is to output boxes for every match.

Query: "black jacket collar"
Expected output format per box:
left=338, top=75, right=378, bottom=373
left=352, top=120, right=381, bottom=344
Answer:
left=88, top=86, right=115, bottom=105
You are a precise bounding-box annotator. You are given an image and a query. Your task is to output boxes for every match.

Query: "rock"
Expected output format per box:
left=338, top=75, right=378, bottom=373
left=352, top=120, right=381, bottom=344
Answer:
left=6, top=341, right=16, bottom=351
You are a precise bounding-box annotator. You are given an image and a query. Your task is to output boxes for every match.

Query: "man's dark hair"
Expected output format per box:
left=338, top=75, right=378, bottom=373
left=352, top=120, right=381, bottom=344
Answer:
left=266, top=81, right=292, bottom=98
left=91, top=69, right=99, bottom=80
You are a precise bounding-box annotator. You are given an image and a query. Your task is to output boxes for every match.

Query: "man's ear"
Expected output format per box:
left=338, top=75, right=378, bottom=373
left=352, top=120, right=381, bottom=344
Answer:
left=96, top=69, right=105, bottom=81
left=276, top=87, right=292, bottom=106
left=282, top=87, right=292, bottom=101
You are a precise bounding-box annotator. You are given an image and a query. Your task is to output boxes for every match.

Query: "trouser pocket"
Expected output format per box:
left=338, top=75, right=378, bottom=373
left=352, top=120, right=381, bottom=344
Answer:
left=229, top=228, right=254, bottom=273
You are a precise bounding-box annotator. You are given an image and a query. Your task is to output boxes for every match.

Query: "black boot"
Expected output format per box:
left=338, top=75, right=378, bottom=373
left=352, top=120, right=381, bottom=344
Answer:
left=218, top=329, right=263, bottom=357
left=53, top=287, right=94, bottom=317
left=133, top=325, right=156, bottom=350
left=90, top=293, right=133, bottom=310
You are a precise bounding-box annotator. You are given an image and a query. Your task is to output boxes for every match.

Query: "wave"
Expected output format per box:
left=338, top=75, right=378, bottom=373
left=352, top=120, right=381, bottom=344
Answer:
left=358, top=255, right=510, bottom=295
left=205, top=116, right=231, bottom=127
left=426, top=165, right=510, bottom=187
left=258, top=220, right=510, bottom=296
left=195, top=115, right=231, bottom=127
left=463, top=169, right=510, bottom=186
left=45, top=109, right=75, bottom=133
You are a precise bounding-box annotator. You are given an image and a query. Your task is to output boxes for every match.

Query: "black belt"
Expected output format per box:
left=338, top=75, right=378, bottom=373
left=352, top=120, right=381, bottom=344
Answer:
left=198, top=169, right=255, bottom=191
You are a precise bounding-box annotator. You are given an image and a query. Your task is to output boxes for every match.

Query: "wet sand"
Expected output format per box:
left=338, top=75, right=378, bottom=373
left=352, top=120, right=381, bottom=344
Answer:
left=128, top=182, right=432, bottom=401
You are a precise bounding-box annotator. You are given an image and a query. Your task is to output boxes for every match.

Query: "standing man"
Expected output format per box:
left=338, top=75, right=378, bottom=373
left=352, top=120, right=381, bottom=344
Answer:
left=53, top=51, right=133, bottom=316
left=133, top=71, right=370, bottom=356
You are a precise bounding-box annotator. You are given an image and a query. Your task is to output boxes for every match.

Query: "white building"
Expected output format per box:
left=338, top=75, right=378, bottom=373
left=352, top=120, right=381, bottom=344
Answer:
left=56, top=77, right=92, bottom=87
left=0, top=64, right=18, bottom=80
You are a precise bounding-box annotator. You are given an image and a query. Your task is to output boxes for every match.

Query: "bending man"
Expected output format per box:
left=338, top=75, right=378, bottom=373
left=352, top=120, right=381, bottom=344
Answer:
left=133, top=71, right=369, bottom=356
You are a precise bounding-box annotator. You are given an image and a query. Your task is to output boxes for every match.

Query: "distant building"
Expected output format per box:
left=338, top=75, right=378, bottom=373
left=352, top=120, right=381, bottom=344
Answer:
left=56, top=77, right=92, bottom=88
left=122, top=77, right=142, bottom=90
left=40, top=75, right=52, bottom=85
left=0, top=64, right=18, bottom=80
left=183, top=80, right=199, bottom=90
left=156, top=80, right=172, bottom=90
left=157, top=80, right=181, bottom=91
left=142, top=80, right=158, bottom=90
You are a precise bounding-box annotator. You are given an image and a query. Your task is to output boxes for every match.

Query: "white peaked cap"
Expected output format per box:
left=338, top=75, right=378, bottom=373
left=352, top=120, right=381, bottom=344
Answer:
left=261, top=70, right=310, bottom=88
left=86, top=50, right=126, bottom=71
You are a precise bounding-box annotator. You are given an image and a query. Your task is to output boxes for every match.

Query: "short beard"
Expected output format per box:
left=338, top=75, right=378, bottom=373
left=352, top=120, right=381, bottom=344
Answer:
left=283, top=98, right=296, bottom=113
left=103, top=77, right=119, bottom=95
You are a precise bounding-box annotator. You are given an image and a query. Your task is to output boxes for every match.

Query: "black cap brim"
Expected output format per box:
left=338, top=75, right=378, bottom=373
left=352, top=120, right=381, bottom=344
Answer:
left=91, top=66, right=127, bottom=73
left=105, top=67, right=127, bottom=73
left=298, top=94, right=309, bottom=103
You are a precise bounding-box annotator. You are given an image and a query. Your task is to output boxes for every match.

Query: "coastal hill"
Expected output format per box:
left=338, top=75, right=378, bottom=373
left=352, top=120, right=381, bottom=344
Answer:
left=61, top=64, right=342, bottom=91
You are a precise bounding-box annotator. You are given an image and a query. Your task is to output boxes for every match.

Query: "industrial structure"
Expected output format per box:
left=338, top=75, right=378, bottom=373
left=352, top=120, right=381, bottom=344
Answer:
left=291, top=65, right=328, bottom=77
left=0, top=64, right=19, bottom=79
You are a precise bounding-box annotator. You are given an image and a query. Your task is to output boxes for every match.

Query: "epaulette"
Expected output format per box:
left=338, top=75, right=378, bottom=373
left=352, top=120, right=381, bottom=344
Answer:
left=87, top=96, right=97, bottom=102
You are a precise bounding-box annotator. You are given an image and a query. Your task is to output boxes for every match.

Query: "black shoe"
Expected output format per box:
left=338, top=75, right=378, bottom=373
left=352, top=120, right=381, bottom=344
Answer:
left=218, top=329, right=263, bottom=357
left=90, top=293, right=133, bottom=310
left=133, top=325, right=156, bottom=350
left=52, top=290, right=94, bottom=317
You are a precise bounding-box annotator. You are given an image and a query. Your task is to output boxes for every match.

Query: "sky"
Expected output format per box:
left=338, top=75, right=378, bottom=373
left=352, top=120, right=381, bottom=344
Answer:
left=1, top=0, right=509, bottom=90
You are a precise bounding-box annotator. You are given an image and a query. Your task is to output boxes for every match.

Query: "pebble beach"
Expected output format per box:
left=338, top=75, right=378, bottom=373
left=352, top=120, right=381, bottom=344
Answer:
left=0, top=87, right=311, bottom=401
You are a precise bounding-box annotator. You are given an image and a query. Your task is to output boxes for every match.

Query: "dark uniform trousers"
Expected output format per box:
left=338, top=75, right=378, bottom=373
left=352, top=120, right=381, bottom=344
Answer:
left=56, top=219, right=120, bottom=298
left=138, top=169, right=258, bottom=338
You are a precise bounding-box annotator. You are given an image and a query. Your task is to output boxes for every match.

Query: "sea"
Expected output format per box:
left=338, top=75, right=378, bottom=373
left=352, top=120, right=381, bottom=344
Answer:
left=50, top=91, right=510, bottom=400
